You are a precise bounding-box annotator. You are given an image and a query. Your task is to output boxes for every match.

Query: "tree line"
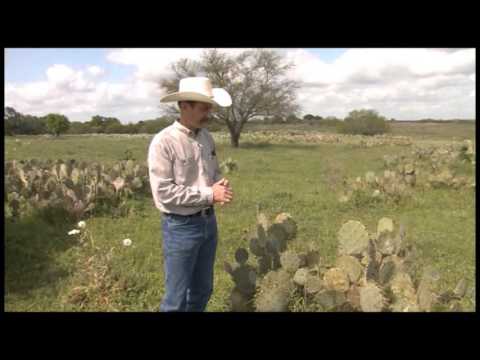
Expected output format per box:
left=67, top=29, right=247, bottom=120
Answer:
left=4, top=106, right=337, bottom=137
left=4, top=105, right=395, bottom=138
left=4, top=107, right=179, bottom=136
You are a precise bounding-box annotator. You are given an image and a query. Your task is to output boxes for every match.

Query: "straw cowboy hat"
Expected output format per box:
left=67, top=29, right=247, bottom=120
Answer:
left=160, top=77, right=232, bottom=107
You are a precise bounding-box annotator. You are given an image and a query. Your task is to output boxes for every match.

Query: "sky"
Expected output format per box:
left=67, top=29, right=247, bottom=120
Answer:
left=4, top=48, right=476, bottom=123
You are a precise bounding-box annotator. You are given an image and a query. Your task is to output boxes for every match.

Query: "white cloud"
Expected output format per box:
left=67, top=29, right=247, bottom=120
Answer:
left=287, top=48, right=475, bottom=119
left=5, top=63, right=162, bottom=122
left=87, top=65, right=105, bottom=77
left=107, top=48, right=203, bottom=82
left=5, top=48, right=476, bottom=122
left=107, top=48, right=256, bottom=84
left=46, top=64, right=76, bottom=84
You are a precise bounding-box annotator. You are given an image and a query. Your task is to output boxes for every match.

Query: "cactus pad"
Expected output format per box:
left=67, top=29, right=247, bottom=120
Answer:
left=337, top=220, right=370, bottom=256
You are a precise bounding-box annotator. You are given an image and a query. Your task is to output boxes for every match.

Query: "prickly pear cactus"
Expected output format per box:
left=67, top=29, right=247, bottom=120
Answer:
left=249, top=236, right=265, bottom=257
left=255, top=287, right=291, bottom=312
left=376, top=232, right=398, bottom=256
left=273, top=213, right=297, bottom=240
left=364, top=239, right=381, bottom=283
left=256, top=208, right=270, bottom=233
left=336, top=255, right=363, bottom=284
left=224, top=213, right=470, bottom=312
left=280, top=251, right=302, bottom=274
left=346, top=285, right=361, bottom=310
left=377, top=217, right=394, bottom=238
left=304, top=247, right=321, bottom=269
left=267, top=230, right=287, bottom=254
left=293, top=268, right=309, bottom=287
left=224, top=259, right=257, bottom=297
left=230, top=287, right=254, bottom=312
left=378, top=257, right=399, bottom=285
left=304, top=274, right=324, bottom=295
left=389, top=272, right=419, bottom=311
left=314, top=290, right=347, bottom=311
left=359, top=282, right=387, bottom=312
left=255, top=269, right=294, bottom=312
left=323, top=267, right=350, bottom=292
left=268, top=223, right=289, bottom=246
left=337, top=220, right=370, bottom=256
left=257, top=255, right=271, bottom=275
left=235, top=248, right=249, bottom=265
left=454, top=278, right=468, bottom=298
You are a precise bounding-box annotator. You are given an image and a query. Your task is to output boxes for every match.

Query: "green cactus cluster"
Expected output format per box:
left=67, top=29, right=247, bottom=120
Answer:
left=212, top=131, right=414, bottom=148
left=224, top=209, right=298, bottom=311
left=339, top=142, right=475, bottom=205
left=249, top=208, right=297, bottom=275
left=339, top=168, right=415, bottom=205
left=5, top=158, right=151, bottom=221
left=410, top=143, right=475, bottom=188
left=224, top=248, right=257, bottom=312
left=225, top=213, right=470, bottom=312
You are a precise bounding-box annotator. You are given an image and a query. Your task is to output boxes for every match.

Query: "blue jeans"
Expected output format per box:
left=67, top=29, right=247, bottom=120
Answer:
left=160, top=210, right=218, bottom=312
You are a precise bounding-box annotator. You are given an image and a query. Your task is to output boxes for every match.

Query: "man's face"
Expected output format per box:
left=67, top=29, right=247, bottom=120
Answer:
left=183, top=101, right=213, bottom=128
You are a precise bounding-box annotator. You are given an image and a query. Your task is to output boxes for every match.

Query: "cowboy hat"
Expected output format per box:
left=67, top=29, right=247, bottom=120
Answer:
left=160, top=77, right=232, bottom=107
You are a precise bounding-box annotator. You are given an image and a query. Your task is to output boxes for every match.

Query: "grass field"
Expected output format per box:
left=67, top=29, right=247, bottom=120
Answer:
left=4, top=121, right=476, bottom=312
left=243, top=120, right=476, bottom=141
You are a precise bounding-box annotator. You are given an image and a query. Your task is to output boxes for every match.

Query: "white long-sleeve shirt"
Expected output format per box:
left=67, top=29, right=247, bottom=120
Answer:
left=147, top=120, right=222, bottom=215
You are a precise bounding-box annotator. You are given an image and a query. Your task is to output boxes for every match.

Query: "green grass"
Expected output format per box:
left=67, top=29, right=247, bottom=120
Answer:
left=4, top=124, right=476, bottom=312
left=243, top=120, right=476, bottom=140
left=388, top=121, right=476, bottom=141
left=4, top=134, right=152, bottom=165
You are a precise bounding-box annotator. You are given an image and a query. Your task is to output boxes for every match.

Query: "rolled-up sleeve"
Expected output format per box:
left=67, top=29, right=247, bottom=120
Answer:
left=148, top=136, right=213, bottom=207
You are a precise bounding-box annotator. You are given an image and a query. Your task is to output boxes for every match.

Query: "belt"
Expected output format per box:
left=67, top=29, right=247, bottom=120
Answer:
left=164, top=207, right=214, bottom=218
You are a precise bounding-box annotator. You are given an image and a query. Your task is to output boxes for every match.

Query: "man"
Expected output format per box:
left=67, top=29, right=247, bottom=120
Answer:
left=148, top=77, right=233, bottom=312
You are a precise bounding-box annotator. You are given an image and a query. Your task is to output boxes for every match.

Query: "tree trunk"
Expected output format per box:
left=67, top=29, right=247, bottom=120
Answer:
left=230, top=132, right=240, bottom=148
left=229, top=129, right=240, bottom=148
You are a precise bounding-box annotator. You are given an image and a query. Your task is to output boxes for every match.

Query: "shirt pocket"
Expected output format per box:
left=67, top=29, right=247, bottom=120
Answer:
left=173, top=155, right=198, bottom=185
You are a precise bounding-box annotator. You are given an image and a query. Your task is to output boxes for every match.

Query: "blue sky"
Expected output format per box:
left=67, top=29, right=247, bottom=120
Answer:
left=4, top=48, right=475, bottom=122
left=302, top=48, right=347, bottom=62
left=5, top=48, right=347, bottom=83
left=5, top=48, right=134, bottom=83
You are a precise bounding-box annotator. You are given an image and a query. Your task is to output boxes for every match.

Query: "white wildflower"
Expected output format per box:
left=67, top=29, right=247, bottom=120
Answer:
left=123, top=238, right=132, bottom=247
left=77, top=221, right=86, bottom=229
left=372, top=189, right=381, bottom=197
left=68, top=229, right=81, bottom=235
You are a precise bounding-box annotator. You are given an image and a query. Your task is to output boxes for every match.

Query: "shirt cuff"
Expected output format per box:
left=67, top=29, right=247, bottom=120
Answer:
left=199, top=186, right=214, bottom=205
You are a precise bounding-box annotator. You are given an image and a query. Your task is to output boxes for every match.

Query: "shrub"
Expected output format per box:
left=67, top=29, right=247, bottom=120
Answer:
left=339, top=109, right=390, bottom=136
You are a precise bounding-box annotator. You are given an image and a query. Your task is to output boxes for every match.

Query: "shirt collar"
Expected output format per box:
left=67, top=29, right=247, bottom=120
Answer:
left=174, top=119, right=201, bottom=137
